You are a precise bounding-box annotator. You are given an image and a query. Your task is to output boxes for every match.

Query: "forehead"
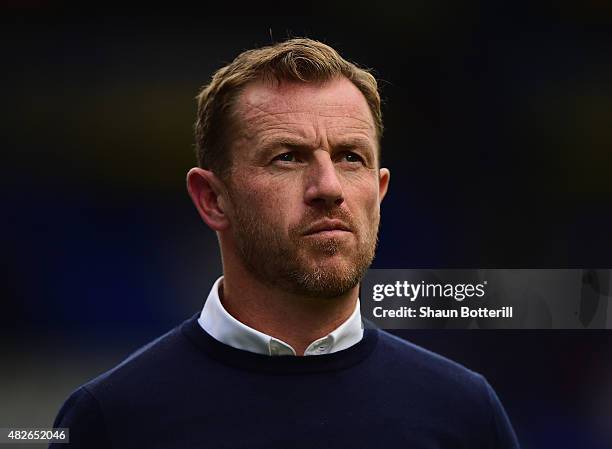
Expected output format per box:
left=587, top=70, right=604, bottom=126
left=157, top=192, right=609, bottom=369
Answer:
left=233, top=77, right=377, bottom=144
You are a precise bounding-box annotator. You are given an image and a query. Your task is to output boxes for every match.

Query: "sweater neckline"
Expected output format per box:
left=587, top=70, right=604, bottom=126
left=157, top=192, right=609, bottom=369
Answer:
left=180, top=312, right=379, bottom=374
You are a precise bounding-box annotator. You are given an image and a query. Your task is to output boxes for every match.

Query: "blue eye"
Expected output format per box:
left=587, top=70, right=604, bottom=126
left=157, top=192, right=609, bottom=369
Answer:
left=343, top=152, right=363, bottom=163
left=274, top=153, right=296, bottom=162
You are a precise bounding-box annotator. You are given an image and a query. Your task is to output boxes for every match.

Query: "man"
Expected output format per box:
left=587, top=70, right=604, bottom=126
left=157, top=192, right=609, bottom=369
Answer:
left=51, top=38, right=520, bottom=448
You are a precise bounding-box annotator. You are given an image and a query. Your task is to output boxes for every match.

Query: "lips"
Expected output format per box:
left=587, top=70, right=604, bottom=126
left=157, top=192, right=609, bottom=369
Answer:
left=303, top=219, right=352, bottom=235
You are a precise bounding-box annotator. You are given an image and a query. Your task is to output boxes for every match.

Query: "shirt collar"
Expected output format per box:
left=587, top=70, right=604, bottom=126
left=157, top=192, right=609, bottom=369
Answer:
left=198, top=276, right=364, bottom=356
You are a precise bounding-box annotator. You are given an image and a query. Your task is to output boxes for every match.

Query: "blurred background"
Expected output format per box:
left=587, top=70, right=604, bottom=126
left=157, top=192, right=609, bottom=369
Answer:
left=2, top=1, right=612, bottom=448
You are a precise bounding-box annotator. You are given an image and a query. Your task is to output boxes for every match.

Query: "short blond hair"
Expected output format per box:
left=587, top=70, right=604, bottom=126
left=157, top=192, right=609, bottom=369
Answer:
left=194, top=38, right=383, bottom=177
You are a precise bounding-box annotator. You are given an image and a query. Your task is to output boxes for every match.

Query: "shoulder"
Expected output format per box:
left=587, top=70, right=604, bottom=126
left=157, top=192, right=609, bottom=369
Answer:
left=50, top=386, right=112, bottom=449
left=370, top=329, right=492, bottom=408
left=375, top=329, right=484, bottom=383
left=85, top=319, right=202, bottom=398
left=51, top=316, right=209, bottom=443
left=370, top=330, right=520, bottom=448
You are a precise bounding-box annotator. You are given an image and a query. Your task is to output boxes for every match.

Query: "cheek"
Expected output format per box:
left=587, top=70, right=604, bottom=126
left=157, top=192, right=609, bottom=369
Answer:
left=232, top=179, right=296, bottom=229
left=364, top=199, right=381, bottom=228
left=345, top=175, right=381, bottom=211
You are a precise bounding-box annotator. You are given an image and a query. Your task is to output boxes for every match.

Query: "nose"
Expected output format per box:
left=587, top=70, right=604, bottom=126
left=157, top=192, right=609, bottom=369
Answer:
left=304, top=152, right=344, bottom=208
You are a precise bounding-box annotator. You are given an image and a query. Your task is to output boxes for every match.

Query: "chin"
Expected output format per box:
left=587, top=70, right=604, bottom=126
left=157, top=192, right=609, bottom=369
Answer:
left=302, top=238, right=357, bottom=257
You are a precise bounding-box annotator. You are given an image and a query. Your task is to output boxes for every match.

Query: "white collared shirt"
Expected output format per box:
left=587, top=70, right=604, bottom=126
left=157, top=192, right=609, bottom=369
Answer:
left=198, top=276, right=364, bottom=356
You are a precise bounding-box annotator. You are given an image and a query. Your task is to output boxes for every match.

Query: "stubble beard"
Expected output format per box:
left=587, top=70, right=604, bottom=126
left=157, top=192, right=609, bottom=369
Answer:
left=229, top=199, right=379, bottom=299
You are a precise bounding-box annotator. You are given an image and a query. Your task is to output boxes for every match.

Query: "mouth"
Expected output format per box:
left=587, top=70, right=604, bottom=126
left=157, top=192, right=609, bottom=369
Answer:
left=303, top=219, right=352, bottom=236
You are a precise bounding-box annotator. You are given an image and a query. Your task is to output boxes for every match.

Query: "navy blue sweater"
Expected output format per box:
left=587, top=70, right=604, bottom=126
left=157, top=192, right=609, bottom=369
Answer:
left=51, top=313, right=520, bottom=448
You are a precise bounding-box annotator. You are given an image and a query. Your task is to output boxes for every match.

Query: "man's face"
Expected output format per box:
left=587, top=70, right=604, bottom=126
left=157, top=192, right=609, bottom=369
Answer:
left=223, top=77, right=389, bottom=298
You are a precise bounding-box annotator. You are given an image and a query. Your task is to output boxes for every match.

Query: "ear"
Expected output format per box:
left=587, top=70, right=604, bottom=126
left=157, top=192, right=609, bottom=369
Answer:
left=186, top=167, right=231, bottom=231
left=378, top=168, right=390, bottom=203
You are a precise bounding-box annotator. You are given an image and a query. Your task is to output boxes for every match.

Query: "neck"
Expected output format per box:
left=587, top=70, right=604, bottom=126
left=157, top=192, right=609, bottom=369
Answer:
left=220, top=255, right=359, bottom=356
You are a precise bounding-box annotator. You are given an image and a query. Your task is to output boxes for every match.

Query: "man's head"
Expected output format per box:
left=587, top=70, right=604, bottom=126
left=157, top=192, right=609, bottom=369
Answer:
left=194, top=38, right=384, bottom=179
left=187, top=38, right=390, bottom=299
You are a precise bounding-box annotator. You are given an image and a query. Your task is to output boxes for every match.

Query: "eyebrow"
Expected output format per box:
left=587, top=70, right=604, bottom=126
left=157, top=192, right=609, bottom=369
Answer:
left=259, top=136, right=375, bottom=153
left=259, top=137, right=314, bottom=153
left=333, top=137, right=375, bottom=151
